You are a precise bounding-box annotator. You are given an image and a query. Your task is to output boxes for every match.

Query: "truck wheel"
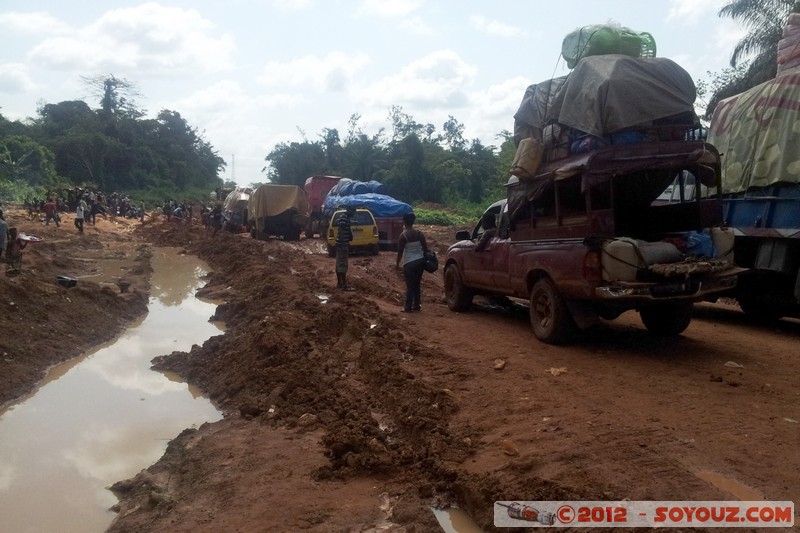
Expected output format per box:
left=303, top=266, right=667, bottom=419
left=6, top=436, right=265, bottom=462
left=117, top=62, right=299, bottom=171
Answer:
left=370, top=244, right=379, bottom=255
left=444, top=264, right=473, bottom=311
left=287, top=227, right=301, bottom=241
left=327, top=245, right=336, bottom=258
left=639, top=303, right=692, bottom=336
left=529, top=278, right=575, bottom=344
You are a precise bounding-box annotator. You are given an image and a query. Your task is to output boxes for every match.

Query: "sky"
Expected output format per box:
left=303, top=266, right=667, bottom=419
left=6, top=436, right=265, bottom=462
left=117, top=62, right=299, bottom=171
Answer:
left=0, top=1, right=747, bottom=187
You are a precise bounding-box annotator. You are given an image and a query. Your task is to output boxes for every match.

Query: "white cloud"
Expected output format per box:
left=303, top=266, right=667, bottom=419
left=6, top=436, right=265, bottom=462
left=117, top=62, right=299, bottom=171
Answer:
left=270, top=0, right=315, bottom=10
left=256, top=51, right=371, bottom=92
left=27, top=3, right=236, bottom=75
left=357, top=0, right=423, bottom=18
left=667, top=0, right=725, bottom=23
left=0, top=11, right=71, bottom=35
left=0, top=63, right=38, bottom=95
left=400, top=16, right=434, bottom=35
left=461, top=76, right=530, bottom=145
left=469, top=15, right=527, bottom=38
left=357, top=50, right=478, bottom=110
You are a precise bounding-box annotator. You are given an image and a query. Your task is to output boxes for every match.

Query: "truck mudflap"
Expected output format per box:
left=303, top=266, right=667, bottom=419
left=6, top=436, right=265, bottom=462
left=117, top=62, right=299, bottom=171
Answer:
left=594, top=266, right=743, bottom=300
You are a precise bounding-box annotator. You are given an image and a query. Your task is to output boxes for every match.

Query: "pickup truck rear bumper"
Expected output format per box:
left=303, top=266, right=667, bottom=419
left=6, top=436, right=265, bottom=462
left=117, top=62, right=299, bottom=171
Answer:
left=594, top=273, right=738, bottom=301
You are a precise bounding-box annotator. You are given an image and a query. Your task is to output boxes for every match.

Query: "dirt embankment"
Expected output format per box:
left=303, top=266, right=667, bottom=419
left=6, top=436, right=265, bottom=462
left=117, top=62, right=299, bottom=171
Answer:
left=3, top=208, right=800, bottom=532
left=0, top=208, right=149, bottom=408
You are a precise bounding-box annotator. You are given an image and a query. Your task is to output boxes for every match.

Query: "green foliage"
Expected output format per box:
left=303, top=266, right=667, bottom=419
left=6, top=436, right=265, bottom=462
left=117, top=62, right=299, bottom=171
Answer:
left=707, top=0, right=797, bottom=116
left=413, top=199, right=497, bottom=226
left=0, top=75, right=225, bottom=207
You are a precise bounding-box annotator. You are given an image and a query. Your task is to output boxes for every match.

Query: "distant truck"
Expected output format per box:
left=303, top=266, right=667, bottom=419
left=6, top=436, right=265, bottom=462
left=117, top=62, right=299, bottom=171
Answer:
left=321, top=179, right=410, bottom=251
left=322, top=192, right=412, bottom=251
left=304, top=175, right=342, bottom=237
left=708, top=66, right=800, bottom=320
left=248, top=184, right=309, bottom=241
left=221, top=187, right=252, bottom=233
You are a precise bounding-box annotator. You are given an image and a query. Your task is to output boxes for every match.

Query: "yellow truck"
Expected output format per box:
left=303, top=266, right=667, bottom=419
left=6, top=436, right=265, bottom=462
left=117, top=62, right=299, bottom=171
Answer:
left=248, top=184, right=309, bottom=241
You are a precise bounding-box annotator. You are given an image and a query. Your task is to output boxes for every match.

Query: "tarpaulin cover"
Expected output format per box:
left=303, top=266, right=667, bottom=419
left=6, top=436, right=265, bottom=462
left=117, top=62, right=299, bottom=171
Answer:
left=248, top=184, right=309, bottom=223
left=708, top=66, right=800, bottom=194
left=222, top=187, right=252, bottom=213
left=513, top=77, right=567, bottom=146
left=329, top=179, right=388, bottom=197
left=515, top=55, right=696, bottom=140
left=323, top=193, right=413, bottom=218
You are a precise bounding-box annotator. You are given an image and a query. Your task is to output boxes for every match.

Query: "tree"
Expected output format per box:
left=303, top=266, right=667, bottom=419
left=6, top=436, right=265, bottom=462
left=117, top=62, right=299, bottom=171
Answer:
left=388, top=105, right=427, bottom=142
left=706, top=0, right=798, bottom=117
left=342, top=133, right=387, bottom=181
left=320, top=128, right=343, bottom=170
left=0, top=135, right=59, bottom=190
left=265, top=141, right=326, bottom=186
left=82, top=74, right=143, bottom=120
left=440, top=116, right=466, bottom=151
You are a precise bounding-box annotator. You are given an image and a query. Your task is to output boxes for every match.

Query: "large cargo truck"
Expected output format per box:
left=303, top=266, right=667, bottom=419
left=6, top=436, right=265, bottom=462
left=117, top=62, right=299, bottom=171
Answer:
left=708, top=66, right=800, bottom=319
left=304, top=175, right=342, bottom=237
left=248, top=184, right=309, bottom=241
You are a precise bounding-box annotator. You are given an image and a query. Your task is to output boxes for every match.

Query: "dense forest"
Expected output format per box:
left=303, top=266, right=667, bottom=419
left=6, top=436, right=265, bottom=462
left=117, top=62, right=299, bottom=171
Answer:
left=0, top=76, right=226, bottom=205
left=262, top=107, right=516, bottom=208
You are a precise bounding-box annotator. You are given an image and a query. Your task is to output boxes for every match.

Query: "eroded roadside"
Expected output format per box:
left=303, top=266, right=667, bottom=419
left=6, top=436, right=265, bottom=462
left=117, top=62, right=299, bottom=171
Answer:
left=0, top=208, right=149, bottom=409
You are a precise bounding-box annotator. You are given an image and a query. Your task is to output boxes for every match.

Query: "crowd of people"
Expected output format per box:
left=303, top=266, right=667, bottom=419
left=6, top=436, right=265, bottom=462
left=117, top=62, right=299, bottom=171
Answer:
left=25, top=188, right=146, bottom=230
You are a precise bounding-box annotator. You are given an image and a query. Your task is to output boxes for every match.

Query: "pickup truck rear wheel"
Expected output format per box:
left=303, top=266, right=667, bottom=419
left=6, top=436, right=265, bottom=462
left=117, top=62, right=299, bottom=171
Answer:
left=530, top=278, right=575, bottom=344
left=444, top=264, right=473, bottom=311
left=639, top=303, right=692, bottom=336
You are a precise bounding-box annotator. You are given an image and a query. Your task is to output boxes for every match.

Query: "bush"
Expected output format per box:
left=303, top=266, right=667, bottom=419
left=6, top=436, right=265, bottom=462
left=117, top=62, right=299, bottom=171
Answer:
left=412, top=199, right=501, bottom=226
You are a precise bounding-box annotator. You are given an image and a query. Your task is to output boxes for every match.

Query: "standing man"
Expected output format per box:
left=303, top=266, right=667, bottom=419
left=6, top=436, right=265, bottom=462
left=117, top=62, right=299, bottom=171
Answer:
left=75, top=198, right=87, bottom=233
left=335, top=206, right=356, bottom=291
left=43, top=198, right=60, bottom=227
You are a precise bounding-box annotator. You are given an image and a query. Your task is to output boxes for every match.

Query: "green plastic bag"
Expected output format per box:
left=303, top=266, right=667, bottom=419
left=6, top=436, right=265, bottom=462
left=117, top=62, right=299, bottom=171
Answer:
left=562, top=24, right=657, bottom=69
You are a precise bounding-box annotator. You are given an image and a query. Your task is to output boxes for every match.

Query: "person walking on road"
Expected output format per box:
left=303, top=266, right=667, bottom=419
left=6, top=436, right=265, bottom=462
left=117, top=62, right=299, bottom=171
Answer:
left=75, top=199, right=87, bottom=233
left=396, top=212, right=428, bottom=312
left=43, top=198, right=60, bottom=227
left=335, top=206, right=356, bottom=291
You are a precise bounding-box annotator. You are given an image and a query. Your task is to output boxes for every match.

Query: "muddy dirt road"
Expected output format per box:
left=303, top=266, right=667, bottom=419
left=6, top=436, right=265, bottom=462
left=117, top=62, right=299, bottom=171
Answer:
left=1, top=207, right=798, bottom=531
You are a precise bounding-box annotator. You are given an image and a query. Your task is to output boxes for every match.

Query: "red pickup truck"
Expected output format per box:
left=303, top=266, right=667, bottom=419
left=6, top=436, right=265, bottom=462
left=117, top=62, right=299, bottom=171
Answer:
left=443, top=141, right=741, bottom=344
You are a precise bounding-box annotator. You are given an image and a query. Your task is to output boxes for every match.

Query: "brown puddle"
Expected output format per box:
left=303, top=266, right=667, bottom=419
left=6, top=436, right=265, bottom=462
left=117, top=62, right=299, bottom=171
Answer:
left=432, top=507, right=485, bottom=533
left=695, top=470, right=764, bottom=501
left=0, top=248, right=223, bottom=532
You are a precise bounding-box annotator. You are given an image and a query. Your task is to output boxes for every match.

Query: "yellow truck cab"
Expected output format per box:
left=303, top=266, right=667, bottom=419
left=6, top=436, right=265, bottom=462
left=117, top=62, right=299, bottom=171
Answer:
left=326, top=208, right=379, bottom=256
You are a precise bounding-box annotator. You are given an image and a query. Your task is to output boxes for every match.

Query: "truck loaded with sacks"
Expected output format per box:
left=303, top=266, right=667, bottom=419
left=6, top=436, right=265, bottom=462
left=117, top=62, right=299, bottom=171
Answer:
left=443, top=23, right=742, bottom=344
left=707, top=13, right=800, bottom=320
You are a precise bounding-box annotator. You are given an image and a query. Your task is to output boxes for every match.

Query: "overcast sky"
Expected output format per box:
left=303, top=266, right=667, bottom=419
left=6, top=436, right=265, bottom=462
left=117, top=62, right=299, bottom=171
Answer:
left=1, top=1, right=745, bottom=187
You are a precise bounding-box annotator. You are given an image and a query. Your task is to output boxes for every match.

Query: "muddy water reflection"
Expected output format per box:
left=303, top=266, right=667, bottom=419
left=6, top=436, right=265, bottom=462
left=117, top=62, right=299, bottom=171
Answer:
left=0, top=248, right=223, bottom=533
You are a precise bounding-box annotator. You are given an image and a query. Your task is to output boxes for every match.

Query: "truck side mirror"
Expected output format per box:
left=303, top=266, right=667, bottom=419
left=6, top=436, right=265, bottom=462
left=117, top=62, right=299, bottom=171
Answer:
left=455, top=230, right=472, bottom=241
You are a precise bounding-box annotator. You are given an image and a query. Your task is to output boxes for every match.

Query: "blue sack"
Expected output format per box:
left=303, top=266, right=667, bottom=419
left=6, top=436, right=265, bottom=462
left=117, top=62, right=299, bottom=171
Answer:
left=683, top=230, right=715, bottom=258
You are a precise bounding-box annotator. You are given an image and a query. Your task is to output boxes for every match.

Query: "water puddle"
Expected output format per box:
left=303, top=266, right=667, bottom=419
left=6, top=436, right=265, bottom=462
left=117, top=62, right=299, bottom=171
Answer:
left=0, top=247, right=223, bottom=533
left=432, top=507, right=485, bottom=533
left=695, top=470, right=764, bottom=501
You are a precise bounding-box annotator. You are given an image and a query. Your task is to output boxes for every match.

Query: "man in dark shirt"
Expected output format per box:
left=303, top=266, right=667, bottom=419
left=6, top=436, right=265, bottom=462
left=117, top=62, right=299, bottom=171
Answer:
left=335, top=206, right=355, bottom=290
